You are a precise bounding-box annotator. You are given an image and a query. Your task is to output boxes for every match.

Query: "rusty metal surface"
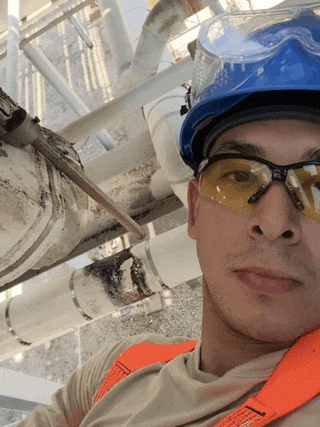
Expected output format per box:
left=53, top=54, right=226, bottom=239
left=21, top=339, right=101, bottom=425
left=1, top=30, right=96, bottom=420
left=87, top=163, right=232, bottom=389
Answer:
left=84, top=249, right=153, bottom=306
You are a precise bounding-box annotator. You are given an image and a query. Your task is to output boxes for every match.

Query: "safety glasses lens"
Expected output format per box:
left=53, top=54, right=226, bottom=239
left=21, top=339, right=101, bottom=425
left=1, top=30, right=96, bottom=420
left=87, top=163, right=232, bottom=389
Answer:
left=199, top=158, right=270, bottom=212
left=288, top=166, right=320, bottom=220
left=199, top=159, right=320, bottom=219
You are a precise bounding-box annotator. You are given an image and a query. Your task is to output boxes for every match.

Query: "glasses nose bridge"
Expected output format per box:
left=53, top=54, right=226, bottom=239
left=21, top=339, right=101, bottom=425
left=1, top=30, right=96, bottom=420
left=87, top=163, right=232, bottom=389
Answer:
left=258, top=164, right=304, bottom=211
left=270, top=166, right=288, bottom=182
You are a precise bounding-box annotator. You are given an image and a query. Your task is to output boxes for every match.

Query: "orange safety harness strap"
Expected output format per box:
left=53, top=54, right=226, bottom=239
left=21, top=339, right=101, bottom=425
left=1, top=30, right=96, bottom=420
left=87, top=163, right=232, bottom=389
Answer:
left=94, top=328, right=320, bottom=426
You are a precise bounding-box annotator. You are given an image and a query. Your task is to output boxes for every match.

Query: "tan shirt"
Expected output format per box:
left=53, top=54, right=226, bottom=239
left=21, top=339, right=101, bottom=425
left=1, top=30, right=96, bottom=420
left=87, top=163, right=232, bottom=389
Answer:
left=18, top=332, right=320, bottom=426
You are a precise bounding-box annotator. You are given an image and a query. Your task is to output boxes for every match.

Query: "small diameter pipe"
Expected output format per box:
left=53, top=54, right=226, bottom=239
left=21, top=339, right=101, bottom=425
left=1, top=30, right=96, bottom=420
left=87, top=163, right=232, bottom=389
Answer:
left=6, top=0, right=20, bottom=101
left=59, top=56, right=193, bottom=143
left=68, top=16, right=93, bottom=49
left=97, top=0, right=133, bottom=75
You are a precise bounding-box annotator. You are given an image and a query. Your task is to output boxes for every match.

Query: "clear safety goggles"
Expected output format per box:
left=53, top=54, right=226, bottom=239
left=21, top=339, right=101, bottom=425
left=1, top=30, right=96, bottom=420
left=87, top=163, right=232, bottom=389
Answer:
left=192, top=2, right=320, bottom=106
left=198, top=154, right=320, bottom=221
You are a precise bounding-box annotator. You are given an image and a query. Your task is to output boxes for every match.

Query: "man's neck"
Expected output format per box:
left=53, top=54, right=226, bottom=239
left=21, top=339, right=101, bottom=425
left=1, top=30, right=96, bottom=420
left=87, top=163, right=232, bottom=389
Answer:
left=200, top=316, right=296, bottom=377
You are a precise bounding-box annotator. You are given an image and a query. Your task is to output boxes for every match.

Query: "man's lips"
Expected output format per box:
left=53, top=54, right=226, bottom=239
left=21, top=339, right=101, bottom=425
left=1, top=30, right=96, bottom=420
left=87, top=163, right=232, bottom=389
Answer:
left=234, top=268, right=303, bottom=294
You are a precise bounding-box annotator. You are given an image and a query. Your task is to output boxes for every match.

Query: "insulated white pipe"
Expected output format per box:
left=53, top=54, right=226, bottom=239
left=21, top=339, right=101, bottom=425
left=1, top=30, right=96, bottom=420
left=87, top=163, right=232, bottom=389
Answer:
left=59, top=56, right=193, bottom=143
left=144, top=86, right=193, bottom=207
left=97, top=0, right=134, bottom=75
left=21, top=42, right=116, bottom=150
left=6, top=0, right=20, bottom=101
left=0, top=224, right=201, bottom=361
left=119, top=0, right=200, bottom=91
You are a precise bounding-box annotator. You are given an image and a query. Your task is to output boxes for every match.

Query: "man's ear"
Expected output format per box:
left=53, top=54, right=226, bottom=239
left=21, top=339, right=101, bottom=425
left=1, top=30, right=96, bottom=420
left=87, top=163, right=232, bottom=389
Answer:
left=188, top=178, right=201, bottom=240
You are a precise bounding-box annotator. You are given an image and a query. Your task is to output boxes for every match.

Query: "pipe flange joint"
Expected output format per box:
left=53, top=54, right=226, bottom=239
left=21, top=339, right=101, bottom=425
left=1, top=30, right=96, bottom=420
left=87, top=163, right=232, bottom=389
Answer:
left=5, top=298, right=32, bottom=346
left=70, top=271, right=93, bottom=321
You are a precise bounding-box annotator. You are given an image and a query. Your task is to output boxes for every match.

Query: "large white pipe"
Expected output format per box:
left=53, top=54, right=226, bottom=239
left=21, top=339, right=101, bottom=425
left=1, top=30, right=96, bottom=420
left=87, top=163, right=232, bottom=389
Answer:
left=21, top=41, right=116, bottom=150
left=144, top=86, right=193, bottom=207
left=59, top=56, right=193, bottom=143
left=119, top=0, right=203, bottom=91
left=0, top=224, right=201, bottom=361
left=97, top=0, right=134, bottom=75
left=6, top=0, right=20, bottom=101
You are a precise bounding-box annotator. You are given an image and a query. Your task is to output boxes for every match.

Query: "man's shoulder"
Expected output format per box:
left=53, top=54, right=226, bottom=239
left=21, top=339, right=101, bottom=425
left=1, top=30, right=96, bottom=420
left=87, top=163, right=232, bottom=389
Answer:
left=124, top=332, right=194, bottom=347
left=86, top=333, right=195, bottom=389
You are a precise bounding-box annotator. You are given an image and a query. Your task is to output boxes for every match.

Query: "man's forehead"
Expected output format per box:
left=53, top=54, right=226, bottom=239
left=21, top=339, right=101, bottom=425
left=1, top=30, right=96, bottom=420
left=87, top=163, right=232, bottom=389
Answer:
left=210, top=139, right=320, bottom=163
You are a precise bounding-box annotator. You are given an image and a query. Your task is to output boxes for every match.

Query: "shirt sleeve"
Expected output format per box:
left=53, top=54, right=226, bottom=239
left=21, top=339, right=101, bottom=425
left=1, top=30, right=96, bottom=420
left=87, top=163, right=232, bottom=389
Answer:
left=15, top=336, right=142, bottom=427
left=15, top=332, right=174, bottom=427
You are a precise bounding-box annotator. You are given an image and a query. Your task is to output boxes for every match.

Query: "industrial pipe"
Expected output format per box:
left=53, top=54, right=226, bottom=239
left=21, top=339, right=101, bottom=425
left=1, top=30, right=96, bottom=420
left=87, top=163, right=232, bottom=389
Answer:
left=6, top=0, right=20, bottom=101
left=97, top=0, right=134, bottom=76
left=21, top=41, right=116, bottom=150
left=144, top=86, right=193, bottom=207
left=0, top=224, right=201, bottom=361
left=119, top=0, right=204, bottom=90
left=59, top=55, right=193, bottom=143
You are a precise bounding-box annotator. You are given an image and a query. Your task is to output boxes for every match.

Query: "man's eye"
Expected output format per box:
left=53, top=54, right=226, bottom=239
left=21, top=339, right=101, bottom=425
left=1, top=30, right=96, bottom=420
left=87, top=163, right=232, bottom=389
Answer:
left=221, top=171, right=253, bottom=182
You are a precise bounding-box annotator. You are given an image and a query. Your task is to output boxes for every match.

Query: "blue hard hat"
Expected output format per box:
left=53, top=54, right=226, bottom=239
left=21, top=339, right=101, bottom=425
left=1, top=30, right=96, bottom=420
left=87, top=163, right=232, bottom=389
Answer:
left=180, top=8, right=320, bottom=172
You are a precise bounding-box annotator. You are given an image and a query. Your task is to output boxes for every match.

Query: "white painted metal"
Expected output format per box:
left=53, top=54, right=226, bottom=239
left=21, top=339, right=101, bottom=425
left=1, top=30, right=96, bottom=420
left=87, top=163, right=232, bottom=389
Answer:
left=68, top=16, right=93, bottom=49
left=97, top=0, right=134, bottom=75
left=0, top=367, right=62, bottom=412
left=0, top=142, right=88, bottom=288
left=144, top=86, right=193, bottom=207
left=147, top=223, right=201, bottom=287
left=83, top=130, right=157, bottom=185
left=0, top=0, right=50, bottom=34
left=0, top=224, right=201, bottom=361
left=0, top=0, right=94, bottom=60
left=119, top=0, right=200, bottom=91
left=59, top=56, right=193, bottom=143
left=21, top=42, right=116, bottom=150
left=120, top=0, right=173, bottom=73
left=6, top=0, right=20, bottom=101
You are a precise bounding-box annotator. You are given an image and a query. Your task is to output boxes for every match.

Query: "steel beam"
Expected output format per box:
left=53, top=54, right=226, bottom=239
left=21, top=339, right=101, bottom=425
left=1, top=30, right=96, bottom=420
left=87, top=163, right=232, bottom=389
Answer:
left=21, top=42, right=116, bottom=150
left=0, top=0, right=94, bottom=61
left=68, top=16, right=93, bottom=49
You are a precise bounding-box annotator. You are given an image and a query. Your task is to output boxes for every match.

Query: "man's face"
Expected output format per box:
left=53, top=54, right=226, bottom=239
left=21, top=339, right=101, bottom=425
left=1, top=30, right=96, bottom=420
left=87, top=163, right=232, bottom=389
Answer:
left=188, top=119, right=320, bottom=343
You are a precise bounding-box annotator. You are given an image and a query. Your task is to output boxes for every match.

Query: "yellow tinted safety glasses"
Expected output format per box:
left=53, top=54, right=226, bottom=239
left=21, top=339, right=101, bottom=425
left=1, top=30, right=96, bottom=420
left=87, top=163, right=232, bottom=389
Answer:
left=198, top=154, right=320, bottom=221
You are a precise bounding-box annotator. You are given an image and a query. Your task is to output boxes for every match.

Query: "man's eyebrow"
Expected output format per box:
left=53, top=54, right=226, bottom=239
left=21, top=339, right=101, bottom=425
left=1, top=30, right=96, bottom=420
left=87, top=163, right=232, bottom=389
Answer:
left=212, top=140, right=266, bottom=157
left=212, top=140, right=320, bottom=162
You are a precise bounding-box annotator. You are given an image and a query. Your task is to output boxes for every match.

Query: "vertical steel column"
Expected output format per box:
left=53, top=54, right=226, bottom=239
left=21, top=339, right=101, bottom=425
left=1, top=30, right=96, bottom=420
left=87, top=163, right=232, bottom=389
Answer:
left=97, top=0, right=134, bottom=76
left=6, top=0, right=20, bottom=101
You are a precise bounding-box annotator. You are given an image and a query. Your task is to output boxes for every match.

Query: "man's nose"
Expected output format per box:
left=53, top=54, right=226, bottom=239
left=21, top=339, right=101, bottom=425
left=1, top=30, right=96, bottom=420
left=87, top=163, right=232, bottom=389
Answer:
left=247, top=181, right=302, bottom=242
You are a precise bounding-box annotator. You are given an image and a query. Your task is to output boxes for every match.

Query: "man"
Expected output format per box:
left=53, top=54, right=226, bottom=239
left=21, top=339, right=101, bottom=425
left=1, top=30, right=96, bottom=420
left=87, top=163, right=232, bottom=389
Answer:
left=19, top=4, right=320, bottom=426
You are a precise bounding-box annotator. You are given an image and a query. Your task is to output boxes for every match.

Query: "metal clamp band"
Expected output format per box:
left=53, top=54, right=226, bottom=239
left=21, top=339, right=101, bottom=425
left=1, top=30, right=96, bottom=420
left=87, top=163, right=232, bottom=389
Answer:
left=5, top=297, right=31, bottom=346
left=145, top=240, right=164, bottom=286
left=70, top=271, right=93, bottom=321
